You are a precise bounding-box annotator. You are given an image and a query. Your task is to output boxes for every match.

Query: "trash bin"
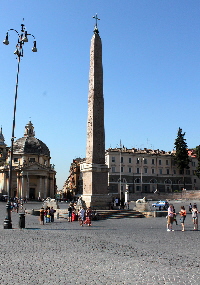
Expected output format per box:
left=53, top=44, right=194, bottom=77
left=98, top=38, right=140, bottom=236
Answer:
left=19, top=212, right=25, bottom=229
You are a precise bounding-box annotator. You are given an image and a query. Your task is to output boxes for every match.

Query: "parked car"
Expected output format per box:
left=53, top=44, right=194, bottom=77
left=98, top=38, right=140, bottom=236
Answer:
left=152, top=201, right=169, bottom=209
left=0, top=195, right=8, bottom=202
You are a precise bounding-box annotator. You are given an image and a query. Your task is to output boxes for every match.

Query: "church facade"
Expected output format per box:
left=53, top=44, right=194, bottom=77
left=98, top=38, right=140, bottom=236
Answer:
left=0, top=121, right=56, bottom=200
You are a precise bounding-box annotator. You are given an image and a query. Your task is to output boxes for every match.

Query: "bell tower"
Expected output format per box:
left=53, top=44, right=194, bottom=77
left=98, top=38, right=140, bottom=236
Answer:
left=82, top=15, right=110, bottom=209
left=24, top=121, right=35, bottom=137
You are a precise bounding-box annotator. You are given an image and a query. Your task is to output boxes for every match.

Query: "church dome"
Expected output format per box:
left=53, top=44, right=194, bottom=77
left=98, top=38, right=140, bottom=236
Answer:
left=13, top=121, right=50, bottom=156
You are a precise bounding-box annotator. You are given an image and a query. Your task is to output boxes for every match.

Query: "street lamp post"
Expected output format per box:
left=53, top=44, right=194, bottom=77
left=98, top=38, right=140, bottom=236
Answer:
left=3, top=21, right=37, bottom=229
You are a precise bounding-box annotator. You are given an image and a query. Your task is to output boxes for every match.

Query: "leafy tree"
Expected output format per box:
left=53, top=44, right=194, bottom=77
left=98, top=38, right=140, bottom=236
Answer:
left=195, top=145, right=200, bottom=178
left=174, top=128, right=190, bottom=187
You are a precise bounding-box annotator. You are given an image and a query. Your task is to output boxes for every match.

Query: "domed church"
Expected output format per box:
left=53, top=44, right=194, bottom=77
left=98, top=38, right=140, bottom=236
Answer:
left=0, top=121, right=56, bottom=200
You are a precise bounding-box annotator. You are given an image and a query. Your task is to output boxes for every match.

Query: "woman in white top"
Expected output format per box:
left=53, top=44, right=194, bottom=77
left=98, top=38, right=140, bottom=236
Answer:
left=192, top=204, right=199, bottom=231
left=79, top=207, right=85, bottom=226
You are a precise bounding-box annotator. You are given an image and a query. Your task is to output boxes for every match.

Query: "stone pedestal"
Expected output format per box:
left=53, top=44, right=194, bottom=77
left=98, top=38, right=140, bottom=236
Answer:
left=82, top=163, right=111, bottom=209
left=81, top=194, right=111, bottom=210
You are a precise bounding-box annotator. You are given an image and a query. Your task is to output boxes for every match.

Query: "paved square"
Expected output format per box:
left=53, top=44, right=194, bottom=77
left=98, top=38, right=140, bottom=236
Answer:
left=0, top=201, right=199, bottom=285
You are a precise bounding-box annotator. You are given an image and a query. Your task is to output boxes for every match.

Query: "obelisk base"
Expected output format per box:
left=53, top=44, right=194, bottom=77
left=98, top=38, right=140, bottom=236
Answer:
left=82, top=163, right=111, bottom=209
left=81, top=194, right=111, bottom=210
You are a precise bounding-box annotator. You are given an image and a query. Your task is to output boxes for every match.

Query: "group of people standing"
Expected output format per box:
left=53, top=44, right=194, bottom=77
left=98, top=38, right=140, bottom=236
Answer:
left=167, top=203, right=198, bottom=232
left=68, top=204, right=92, bottom=226
left=39, top=207, right=56, bottom=225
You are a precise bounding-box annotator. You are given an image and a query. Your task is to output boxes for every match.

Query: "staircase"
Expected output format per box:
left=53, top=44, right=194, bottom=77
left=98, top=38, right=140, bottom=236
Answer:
left=95, top=209, right=145, bottom=220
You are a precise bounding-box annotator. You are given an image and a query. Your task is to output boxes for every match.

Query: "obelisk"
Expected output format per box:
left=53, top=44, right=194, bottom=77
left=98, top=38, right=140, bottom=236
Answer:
left=82, top=15, right=110, bottom=209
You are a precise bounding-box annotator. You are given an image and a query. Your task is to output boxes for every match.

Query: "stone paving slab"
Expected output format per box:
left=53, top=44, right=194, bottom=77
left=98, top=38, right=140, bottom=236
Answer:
left=0, top=201, right=199, bottom=285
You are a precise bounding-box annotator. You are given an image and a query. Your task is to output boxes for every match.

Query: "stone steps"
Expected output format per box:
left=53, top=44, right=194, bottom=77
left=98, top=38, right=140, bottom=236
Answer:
left=96, top=210, right=145, bottom=220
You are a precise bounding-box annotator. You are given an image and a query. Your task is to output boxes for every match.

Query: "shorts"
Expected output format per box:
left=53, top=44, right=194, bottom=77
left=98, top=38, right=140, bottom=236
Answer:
left=180, top=216, right=186, bottom=224
left=167, top=216, right=174, bottom=224
left=193, top=217, right=198, bottom=221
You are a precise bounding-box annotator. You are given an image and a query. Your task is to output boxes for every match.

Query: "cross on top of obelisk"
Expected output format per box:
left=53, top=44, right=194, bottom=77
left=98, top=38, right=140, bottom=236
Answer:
left=93, top=13, right=100, bottom=34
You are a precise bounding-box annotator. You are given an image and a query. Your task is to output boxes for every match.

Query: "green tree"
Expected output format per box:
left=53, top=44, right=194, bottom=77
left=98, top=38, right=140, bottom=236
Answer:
left=195, top=145, right=200, bottom=178
left=174, top=128, right=190, bottom=188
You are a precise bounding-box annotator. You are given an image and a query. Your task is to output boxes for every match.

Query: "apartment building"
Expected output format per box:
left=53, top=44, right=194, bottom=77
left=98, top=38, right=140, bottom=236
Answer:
left=105, top=147, right=200, bottom=195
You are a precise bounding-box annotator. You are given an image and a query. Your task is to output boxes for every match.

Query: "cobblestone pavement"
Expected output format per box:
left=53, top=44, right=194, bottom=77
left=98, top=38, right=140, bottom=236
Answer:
left=0, top=201, right=200, bottom=285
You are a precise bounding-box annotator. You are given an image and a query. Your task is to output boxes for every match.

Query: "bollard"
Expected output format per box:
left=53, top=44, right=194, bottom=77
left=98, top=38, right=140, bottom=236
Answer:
left=19, top=212, right=25, bottom=229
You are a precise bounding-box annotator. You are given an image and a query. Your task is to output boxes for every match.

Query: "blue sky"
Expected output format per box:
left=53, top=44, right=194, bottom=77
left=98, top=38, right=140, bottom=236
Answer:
left=1, top=1, right=200, bottom=190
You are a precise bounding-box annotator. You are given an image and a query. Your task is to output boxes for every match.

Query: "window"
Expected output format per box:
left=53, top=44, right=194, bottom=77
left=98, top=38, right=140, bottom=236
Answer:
left=166, top=169, right=170, bottom=175
left=136, top=158, right=139, bottom=164
left=152, top=168, right=155, bottom=174
left=159, top=169, right=162, bottom=174
left=112, top=157, right=115, bottom=163
left=121, top=157, right=123, bottom=163
left=152, top=159, right=155, bottom=165
left=129, top=157, right=131, bottom=163
left=144, top=158, right=147, bottom=164
left=128, top=167, right=132, bottom=173
left=186, top=169, right=190, bottom=175
left=121, top=167, right=124, bottom=173
left=136, top=168, right=140, bottom=174
left=112, top=167, right=115, bottom=173
left=136, top=186, right=140, bottom=191
left=173, top=169, right=176, bottom=174
left=194, top=179, right=196, bottom=183
left=144, top=168, right=148, bottom=174
left=159, top=160, right=162, bottom=165
left=14, top=158, right=18, bottom=163
left=192, top=162, right=196, bottom=167
left=166, top=160, right=169, bottom=165
left=29, top=158, right=35, bottom=162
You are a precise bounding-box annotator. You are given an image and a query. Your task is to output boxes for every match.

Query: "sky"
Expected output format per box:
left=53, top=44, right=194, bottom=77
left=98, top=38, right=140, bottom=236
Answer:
left=1, top=1, right=200, bottom=190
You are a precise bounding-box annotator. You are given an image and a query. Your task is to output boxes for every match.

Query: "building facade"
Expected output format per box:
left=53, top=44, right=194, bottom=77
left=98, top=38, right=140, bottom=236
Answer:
left=64, top=147, right=200, bottom=199
left=62, top=158, right=83, bottom=199
left=0, top=121, right=56, bottom=200
left=105, top=147, right=200, bottom=195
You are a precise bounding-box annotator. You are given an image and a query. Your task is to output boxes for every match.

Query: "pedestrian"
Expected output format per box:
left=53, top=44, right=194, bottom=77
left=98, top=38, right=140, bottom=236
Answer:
left=115, top=197, right=119, bottom=207
left=39, top=207, right=45, bottom=225
left=189, top=203, right=192, bottom=213
left=85, top=207, right=92, bottom=226
left=45, top=207, right=50, bottom=223
left=50, top=207, right=55, bottom=222
left=173, top=206, right=178, bottom=225
left=179, top=206, right=186, bottom=231
left=68, top=204, right=73, bottom=222
left=192, top=204, right=199, bottom=231
left=167, top=204, right=174, bottom=231
left=79, top=207, right=85, bottom=226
